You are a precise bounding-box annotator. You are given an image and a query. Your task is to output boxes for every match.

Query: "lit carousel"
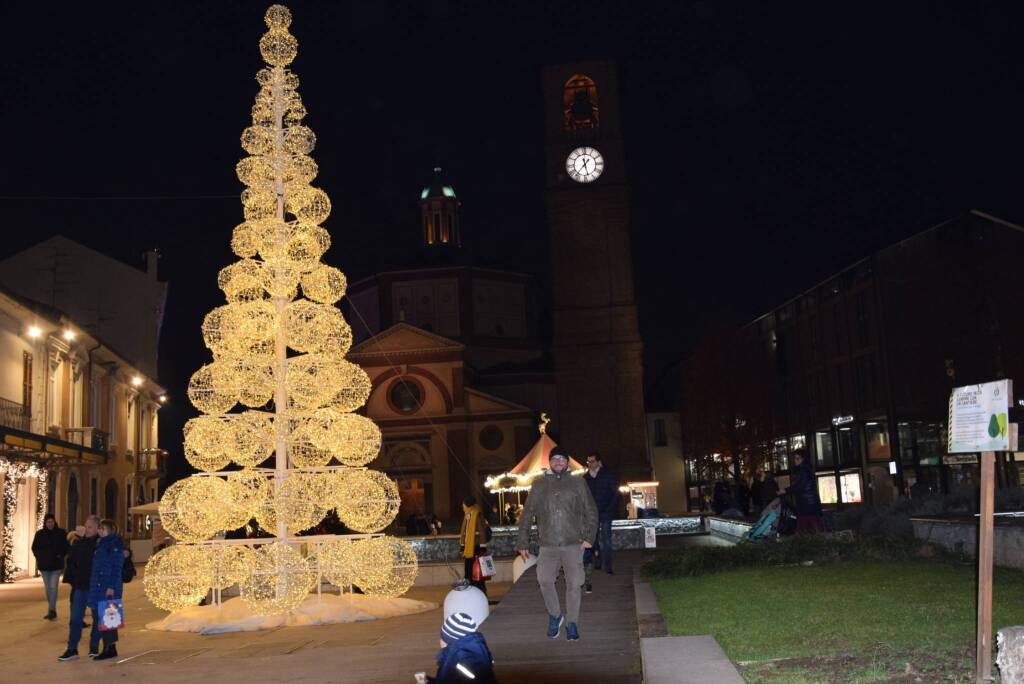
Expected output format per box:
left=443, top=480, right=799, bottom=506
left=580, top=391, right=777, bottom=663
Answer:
left=483, top=414, right=586, bottom=518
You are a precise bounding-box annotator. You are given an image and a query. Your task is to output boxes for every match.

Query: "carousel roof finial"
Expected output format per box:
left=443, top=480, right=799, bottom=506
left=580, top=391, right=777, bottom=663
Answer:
left=539, top=412, right=550, bottom=435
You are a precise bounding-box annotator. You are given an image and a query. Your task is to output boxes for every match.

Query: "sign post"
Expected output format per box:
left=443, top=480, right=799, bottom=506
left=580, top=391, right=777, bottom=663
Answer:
left=948, top=379, right=1014, bottom=683
left=977, top=450, right=995, bottom=683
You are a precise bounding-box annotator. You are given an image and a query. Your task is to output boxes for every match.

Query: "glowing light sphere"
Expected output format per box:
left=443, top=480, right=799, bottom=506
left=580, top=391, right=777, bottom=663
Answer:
left=255, top=473, right=327, bottom=536
left=236, top=155, right=274, bottom=189
left=321, top=538, right=357, bottom=587
left=325, top=366, right=372, bottom=414
left=288, top=186, right=331, bottom=224
left=240, top=542, right=315, bottom=615
left=226, top=469, right=269, bottom=520
left=232, top=411, right=275, bottom=468
left=284, top=300, right=352, bottom=355
left=289, top=441, right=332, bottom=468
left=144, top=544, right=212, bottom=611
left=183, top=415, right=232, bottom=472
left=207, top=545, right=256, bottom=590
left=187, top=363, right=237, bottom=415
left=333, top=469, right=399, bottom=532
left=284, top=125, right=316, bottom=155
left=160, top=477, right=233, bottom=542
left=241, top=186, right=278, bottom=221
left=202, top=301, right=277, bottom=358
left=357, top=536, right=418, bottom=597
left=259, top=30, right=298, bottom=68
left=300, top=265, right=347, bottom=304
left=218, top=259, right=265, bottom=302
left=284, top=224, right=330, bottom=270
left=286, top=354, right=343, bottom=410
left=241, top=125, right=275, bottom=156
left=308, top=409, right=381, bottom=466
left=261, top=260, right=301, bottom=300
left=265, top=5, right=292, bottom=30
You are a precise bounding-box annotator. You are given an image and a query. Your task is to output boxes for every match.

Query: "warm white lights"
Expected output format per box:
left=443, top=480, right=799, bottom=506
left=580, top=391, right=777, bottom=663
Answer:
left=132, top=376, right=143, bottom=387
left=145, top=3, right=415, bottom=618
left=27, top=326, right=41, bottom=339
left=62, top=328, right=76, bottom=341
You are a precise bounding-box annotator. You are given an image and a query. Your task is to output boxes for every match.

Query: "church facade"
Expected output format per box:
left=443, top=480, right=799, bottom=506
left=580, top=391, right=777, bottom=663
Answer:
left=347, top=62, right=651, bottom=522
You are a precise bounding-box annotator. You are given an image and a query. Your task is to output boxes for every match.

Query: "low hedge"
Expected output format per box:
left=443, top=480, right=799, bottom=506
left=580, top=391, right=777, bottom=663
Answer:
left=642, top=534, right=950, bottom=579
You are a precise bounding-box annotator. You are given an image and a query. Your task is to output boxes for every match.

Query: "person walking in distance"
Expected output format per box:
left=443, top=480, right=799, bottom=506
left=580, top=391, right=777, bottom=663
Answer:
left=59, top=516, right=99, bottom=661
left=516, top=446, right=598, bottom=641
left=783, top=449, right=824, bottom=534
left=459, top=495, right=489, bottom=595
left=582, top=451, right=619, bottom=592
left=32, top=513, right=69, bottom=621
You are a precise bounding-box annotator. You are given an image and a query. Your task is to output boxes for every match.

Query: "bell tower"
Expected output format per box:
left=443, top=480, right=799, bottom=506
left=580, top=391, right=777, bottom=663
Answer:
left=542, top=61, right=648, bottom=482
left=419, top=167, right=461, bottom=248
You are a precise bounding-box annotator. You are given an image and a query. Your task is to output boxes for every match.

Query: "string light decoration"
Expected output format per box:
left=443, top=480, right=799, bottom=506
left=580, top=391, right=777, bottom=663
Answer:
left=146, top=4, right=417, bottom=616
left=0, top=459, right=46, bottom=582
left=144, top=545, right=212, bottom=611
left=239, top=542, right=316, bottom=615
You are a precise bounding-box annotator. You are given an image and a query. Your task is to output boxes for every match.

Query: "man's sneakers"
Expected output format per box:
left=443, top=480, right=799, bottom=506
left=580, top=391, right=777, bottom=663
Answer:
left=94, top=645, right=118, bottom=661
left=43, top=610, right=57, bottom=620
left=584, top=583, right=593, bottom=594
left=58, top=649, right=79, bottom=661
left=547, top=614, right=564, bottom=638
left=88, top=649, right=99, bottom=659
left=566, top=623, right=580, bottom=641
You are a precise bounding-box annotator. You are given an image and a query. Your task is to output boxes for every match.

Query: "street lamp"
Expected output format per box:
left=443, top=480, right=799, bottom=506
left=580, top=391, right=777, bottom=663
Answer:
left=63, top=328, right=76, bottom=341
left=132, top=376, right=143, bottom=387
left=27, top=326, right=41, bottom=339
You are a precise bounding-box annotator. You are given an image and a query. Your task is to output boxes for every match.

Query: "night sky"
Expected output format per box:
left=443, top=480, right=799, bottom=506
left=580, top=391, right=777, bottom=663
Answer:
left=2, top=1, right=1023, bottom=466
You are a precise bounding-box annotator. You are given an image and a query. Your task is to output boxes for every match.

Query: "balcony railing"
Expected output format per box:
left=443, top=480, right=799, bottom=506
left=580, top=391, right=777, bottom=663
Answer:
left=137, top=448, right=167, bottom=475
left=0, top=397, right=30, bottom=432
left=65, top=427, right=110, bottom=452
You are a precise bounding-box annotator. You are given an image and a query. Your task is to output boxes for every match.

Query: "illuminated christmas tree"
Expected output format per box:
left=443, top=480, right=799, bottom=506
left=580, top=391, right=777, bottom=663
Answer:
left=145, top=4, right=416, bottom=616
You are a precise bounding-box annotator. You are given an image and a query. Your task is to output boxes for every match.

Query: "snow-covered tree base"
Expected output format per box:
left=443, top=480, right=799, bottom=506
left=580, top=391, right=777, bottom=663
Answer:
left=145, top=594, right=436, bottom=634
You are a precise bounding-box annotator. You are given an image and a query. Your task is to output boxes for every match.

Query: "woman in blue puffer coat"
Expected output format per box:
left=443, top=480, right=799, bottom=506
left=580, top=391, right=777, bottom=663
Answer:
left=87, top=519, right=124, bottom=661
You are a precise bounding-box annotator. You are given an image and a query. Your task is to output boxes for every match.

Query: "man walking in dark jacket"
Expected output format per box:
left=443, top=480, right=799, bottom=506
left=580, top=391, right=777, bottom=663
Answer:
left=59, top=515, right=99, bottom=661
left=516, top=446, right=598, bottom=641
left=582, top=451, right=619, bottom=590
left=783, top=450, right=823, bottom=533
left=32, top=513, right=69, bottom=620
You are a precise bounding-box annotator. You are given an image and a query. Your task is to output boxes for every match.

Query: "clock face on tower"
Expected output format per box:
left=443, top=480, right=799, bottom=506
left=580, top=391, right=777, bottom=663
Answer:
left=565, top=146, right=604, bottom=183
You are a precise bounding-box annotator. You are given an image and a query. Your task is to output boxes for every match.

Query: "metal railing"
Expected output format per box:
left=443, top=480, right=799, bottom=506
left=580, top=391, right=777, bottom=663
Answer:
left=0, top=397, right=30, bottom=432
left=65, top=427, right=110, bottom=452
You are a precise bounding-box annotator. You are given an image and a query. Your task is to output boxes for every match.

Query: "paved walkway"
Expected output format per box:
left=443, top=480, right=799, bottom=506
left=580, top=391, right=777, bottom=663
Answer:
left=480, top=550, right=644, bottom=683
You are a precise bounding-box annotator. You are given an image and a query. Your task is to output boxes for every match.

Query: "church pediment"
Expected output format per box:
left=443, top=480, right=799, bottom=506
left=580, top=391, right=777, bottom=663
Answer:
left=463, top=387, right=532, bottom=415
left=349, top=322, right=464, bottom=358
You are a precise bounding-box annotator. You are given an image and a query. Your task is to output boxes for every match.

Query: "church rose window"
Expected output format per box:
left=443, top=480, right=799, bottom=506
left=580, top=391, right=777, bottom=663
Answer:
left=479, top=425, right=504, bottom=451
left=388, top=377, right=424, bottom=414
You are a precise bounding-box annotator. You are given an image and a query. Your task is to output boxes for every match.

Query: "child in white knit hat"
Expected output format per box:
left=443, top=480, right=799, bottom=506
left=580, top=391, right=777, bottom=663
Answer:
left=415, top=612, right=497, bottom=683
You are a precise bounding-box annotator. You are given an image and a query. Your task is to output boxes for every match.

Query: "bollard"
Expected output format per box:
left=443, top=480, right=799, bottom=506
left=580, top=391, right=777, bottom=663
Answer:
left=997, top=627, right=1024, bottom=684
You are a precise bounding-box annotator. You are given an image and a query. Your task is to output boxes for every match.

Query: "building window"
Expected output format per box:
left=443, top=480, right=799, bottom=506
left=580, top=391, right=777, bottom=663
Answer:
left=815, top=431, right=835, bottom=468
left=479, top=425, right=504, bottom=451
left=90, top=477, right=98, bottom=515
left=22, top=352, right=32, bottom=414
left=653, top=419, right=667, bottom=447
left=856, top=292, right=870, bottom=347
left=388, top=377, right=424, bottom=415
left=104, top=479, right=118, bottom=520
left=67, top=474, right=78, bottom=529
left=125, top=482, right=133, bottom=533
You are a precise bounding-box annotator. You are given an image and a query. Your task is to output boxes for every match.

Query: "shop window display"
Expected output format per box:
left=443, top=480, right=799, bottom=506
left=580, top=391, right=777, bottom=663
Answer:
left=840, top=471, right=863, bottom=503
left=817, top=475, right=838, bottom=505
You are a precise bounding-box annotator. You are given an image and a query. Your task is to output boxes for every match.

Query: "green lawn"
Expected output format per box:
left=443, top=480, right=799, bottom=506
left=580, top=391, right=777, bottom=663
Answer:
left=650, top=559, right=1024, bottom=683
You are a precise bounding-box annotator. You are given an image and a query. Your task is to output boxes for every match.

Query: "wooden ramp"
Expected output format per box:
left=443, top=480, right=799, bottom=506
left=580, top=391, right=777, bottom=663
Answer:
left=479, top=551, right=643, bottom=683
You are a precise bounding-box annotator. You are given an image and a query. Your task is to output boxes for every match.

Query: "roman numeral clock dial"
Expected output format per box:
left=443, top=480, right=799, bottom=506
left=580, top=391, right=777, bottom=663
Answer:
left=565, top=146, right=605, bottom=183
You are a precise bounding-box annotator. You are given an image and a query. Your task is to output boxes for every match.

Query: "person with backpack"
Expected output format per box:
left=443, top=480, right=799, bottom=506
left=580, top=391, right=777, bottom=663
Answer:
left=415, top=612, right=497, bottom=684
left=32, top=513, right=69, bottom=620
